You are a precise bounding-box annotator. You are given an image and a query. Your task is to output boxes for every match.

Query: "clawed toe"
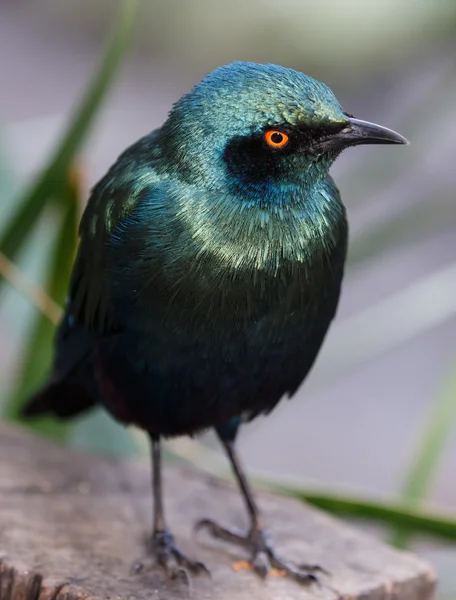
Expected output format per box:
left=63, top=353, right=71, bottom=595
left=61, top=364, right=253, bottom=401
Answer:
left=134, top=529, right=210, bottom=584
left=195, top=518, right=249, bottom=547
left=161, top=545, right=209, bottom=577
left=196, top=518, right=323, bottom=586
left=269, top=553, right=320, bottom=584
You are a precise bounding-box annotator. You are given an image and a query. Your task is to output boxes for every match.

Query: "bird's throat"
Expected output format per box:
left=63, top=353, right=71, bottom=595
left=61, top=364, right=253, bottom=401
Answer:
left=176, top=176, right=346, bottom=278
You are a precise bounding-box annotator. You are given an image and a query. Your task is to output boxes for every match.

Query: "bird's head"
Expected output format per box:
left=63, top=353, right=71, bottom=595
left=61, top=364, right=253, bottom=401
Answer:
left=158, top=62, right=407, bottom=195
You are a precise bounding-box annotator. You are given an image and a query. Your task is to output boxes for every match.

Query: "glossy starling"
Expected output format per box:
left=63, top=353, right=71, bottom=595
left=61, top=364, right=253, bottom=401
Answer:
left=23, top=62, right=408, bottom=585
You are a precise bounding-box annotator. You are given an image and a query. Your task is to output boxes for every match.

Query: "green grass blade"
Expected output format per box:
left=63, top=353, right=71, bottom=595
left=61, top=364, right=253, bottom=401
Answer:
left=390, top=357, right=456, bottom=548
left=4, top=177, right=78, bottom=440
left=279, top=487, right=456, bottom=542
left=0, top=0, right=139, bottom=293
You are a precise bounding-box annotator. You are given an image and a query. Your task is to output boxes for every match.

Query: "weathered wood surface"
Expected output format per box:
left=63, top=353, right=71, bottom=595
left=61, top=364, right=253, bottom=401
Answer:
left=0, top=423, right=436, bottom=600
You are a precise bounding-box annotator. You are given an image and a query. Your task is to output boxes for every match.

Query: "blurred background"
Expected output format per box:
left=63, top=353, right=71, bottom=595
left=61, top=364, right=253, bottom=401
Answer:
left=1, top=0, right=455, bottom=597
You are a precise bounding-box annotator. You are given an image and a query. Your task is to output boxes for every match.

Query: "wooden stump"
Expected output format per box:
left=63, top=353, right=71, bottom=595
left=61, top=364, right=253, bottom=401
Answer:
left=0, top=423, right=436, bottom=600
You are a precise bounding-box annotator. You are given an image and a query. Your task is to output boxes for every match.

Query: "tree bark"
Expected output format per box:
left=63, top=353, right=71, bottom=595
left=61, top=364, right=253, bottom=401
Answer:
left=0, top=423, right=436, bottom=599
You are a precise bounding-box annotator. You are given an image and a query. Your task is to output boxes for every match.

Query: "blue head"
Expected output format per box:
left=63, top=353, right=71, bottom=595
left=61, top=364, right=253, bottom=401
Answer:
left=158, top=62, right=407, bottom=199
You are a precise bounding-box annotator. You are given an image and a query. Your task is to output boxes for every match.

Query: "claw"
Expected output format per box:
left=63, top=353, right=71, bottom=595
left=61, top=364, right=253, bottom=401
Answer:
left=298, top=562, right=329, bottom=576
left=270, top=552, right=320, bottom=584
left=172, top=566, right=191, bottom=585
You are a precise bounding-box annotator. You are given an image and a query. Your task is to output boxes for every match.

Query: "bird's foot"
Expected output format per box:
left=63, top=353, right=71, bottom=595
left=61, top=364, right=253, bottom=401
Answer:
left=196, top=519, right=323, bottom=585
left=133, top=529, right=210, bottom=584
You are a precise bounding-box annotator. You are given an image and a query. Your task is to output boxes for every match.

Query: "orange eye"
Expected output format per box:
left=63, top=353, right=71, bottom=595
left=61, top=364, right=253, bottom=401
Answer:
left=264, top=130, right=289, bottom=148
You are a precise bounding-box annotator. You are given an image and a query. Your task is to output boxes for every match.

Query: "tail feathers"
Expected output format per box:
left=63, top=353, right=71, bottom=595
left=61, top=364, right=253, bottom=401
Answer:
left=22, top=380, right=95, bottom=420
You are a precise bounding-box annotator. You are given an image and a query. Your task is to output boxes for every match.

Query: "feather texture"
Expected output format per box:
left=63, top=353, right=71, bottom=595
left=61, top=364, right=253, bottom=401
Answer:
left=24, top=62, right=350, bottom=437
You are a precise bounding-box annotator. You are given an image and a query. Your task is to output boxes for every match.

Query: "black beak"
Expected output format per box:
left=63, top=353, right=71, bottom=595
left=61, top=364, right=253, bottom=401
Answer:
left=317, top=117, right=409, bottom=152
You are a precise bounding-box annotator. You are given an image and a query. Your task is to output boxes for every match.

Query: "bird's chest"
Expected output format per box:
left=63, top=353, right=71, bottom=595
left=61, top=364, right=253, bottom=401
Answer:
left=100, top=216, right=346, bottom=434
left=102, top=253, right=342, bottom=435
left=168, top=194, right=345, bottom=331
left=115, top=185, right=348, bottom=361
left=138, top=239, right=341, bottom=362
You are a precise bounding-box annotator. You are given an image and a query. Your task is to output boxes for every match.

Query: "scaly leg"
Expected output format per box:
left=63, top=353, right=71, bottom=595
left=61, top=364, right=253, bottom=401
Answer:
left=196, top=436, right=323, bottom=585
left=137, top=435, right=209, bottom=582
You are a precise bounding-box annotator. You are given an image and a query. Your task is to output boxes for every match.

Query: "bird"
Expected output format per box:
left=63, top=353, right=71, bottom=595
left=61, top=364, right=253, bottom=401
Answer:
left=22, top=61, right=408, bottom=586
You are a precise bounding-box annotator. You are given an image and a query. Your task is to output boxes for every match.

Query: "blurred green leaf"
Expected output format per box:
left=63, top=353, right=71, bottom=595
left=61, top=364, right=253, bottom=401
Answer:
left=282, top=487, right=456, bottom=543
left=391, top=356, right=456, bottom=548
left=0, top=0, right=139, bottom=296
left=4, top=175, right=77, bottom=440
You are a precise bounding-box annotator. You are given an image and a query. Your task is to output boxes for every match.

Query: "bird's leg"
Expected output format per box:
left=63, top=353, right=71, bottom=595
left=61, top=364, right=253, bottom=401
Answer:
left=196, top=439, right=322, bottom=585
left=138, top=435, right=209, bottom=581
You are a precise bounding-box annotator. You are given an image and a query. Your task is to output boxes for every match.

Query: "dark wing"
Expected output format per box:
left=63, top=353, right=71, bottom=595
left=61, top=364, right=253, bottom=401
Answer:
left=72, top=129, right=163, bottom=333
left=22, top=130, right=162, bottom=419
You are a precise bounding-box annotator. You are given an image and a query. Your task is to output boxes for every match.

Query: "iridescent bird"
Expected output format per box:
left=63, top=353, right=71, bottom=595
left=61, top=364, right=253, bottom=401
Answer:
left=23, top=62, right=408, bottom=585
